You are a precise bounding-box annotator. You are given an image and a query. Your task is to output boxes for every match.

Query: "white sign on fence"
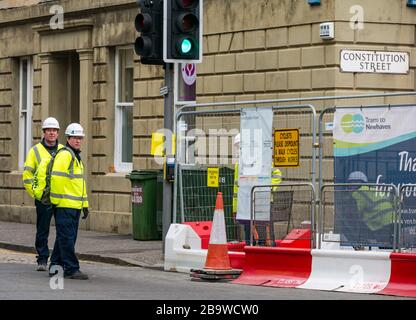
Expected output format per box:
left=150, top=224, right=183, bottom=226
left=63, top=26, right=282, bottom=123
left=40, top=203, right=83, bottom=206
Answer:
left=340, top=50, right=409, bottom=74
left=237, top=107, right=273, bottom=222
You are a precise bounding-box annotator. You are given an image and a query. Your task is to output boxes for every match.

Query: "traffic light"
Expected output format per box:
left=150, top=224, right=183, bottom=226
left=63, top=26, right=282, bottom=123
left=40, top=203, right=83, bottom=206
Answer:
left=163, top=0, right=203, bottom=63
left=134, top=0, right=164, bottom=65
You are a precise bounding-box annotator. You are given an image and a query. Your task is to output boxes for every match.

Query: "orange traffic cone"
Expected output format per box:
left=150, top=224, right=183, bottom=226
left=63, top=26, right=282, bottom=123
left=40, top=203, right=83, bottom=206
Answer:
left=204, top=192, right=232, bottom=270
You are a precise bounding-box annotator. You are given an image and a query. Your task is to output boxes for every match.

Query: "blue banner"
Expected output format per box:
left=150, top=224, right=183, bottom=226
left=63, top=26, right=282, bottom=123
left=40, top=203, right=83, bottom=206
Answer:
left=333, top=107, right=416, bottom=248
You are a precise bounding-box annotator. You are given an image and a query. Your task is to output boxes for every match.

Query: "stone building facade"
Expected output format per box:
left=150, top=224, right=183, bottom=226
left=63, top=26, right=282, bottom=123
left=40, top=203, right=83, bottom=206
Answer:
left=0, top=0, right=414, bottom=234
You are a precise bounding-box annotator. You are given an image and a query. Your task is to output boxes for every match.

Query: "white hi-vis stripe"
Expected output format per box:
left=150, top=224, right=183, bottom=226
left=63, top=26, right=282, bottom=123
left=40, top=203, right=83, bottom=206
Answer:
left=24, top=166, right=35, bottom=173
left=33, top=145, right=41, bottom=163
left=50, top=193, right=87, bottom=202
left=51, top=171, right=83, bottom=179
left=23, top=179, right=33, bottom=184
left=209, top=209, right=228, bottom=245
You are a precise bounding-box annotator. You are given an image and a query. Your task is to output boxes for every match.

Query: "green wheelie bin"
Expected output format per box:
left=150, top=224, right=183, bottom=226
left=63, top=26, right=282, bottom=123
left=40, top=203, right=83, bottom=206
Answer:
left=126, top=170, right=161, bottom=240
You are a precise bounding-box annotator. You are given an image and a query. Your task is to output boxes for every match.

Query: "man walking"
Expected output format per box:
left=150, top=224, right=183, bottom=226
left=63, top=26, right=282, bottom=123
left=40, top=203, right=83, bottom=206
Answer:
left=49, top=123, right=89, bottom=280
left=22, top=117, right=63, bottom=271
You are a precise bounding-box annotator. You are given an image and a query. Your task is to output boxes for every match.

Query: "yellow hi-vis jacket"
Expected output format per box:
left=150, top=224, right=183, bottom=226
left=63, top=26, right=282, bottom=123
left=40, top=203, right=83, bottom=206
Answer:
left=232, top=163, right=282, bottom=213
left=50, top=148, right=88, bottom=209
left=22, top=142, right=64, bottom=199
left=352, top=186, right=394, bottom=231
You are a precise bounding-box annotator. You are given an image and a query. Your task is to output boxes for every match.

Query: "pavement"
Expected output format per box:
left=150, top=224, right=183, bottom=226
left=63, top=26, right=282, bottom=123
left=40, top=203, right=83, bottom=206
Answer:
left=0, top=221, right=164, bottom=269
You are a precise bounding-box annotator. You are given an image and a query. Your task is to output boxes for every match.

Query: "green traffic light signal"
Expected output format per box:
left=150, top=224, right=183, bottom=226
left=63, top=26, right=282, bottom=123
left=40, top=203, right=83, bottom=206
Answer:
left=180, top=39, right=192, bottom=54
left=164, top=0, right=203, bottom=63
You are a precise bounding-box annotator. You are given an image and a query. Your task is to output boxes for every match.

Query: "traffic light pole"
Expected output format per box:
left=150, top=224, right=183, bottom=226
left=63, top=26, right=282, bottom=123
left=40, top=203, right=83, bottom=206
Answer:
left=162, top=62, right=174, bottom=251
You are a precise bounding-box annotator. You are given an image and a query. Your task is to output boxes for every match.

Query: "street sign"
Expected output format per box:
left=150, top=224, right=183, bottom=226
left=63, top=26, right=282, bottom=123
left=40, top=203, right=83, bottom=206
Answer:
left=340, top=50, right=409, bottom=74
left=174, top=63, right=196, bottom=105
left=274, top=129, right=299, bottom=167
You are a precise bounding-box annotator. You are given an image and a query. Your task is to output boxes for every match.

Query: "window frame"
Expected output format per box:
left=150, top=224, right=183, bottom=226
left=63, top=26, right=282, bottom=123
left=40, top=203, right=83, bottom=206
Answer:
left=18, top=57, right=33, bottom=170
left=114, top=46, right=134, bottom=173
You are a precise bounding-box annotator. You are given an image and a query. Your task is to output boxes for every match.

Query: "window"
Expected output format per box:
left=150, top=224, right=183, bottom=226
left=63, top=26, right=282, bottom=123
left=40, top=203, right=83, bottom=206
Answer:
left=114, top=47, right=134, bottom=172
left=18, top=58, right=33, bottom=170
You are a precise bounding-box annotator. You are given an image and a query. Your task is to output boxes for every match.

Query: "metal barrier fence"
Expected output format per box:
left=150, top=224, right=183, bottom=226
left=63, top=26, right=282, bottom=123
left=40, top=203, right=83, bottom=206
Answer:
left=250, top=183, right=316, bottom=247
left=177, top=164, right=239, bottom=241
left=319, top=183, right=399, bottom=251
left=399, top=184, right=416, bottom=250
left=174, top=103, right=317, bottom=243
left=316, top=98, right=416, bottom=252
left=172, top=92, right=416, bottom=247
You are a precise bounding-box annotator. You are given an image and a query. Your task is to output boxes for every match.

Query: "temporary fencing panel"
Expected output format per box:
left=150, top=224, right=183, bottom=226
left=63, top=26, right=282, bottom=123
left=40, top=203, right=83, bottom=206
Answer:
left=173, top=92, right=416, bottom=249
left=251, top=183, right=316, bottom=248
left=178, top=165, right=237, bottom=241
left=318, top=101, right=416, bottom=252
left=175, top=109, right=241, bottom=241
left=175, top=103, right=317, bottom=243
left=167, top=92, right=416, bottom=298
left=319, top=183, right=399, bottom=250
left=399, top=185, right=416, bottom=251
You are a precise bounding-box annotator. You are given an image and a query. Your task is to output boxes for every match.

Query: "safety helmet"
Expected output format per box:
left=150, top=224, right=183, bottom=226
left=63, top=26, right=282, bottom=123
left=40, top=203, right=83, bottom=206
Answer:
left=65, top=123, right=85, bottom=137
left=233, top=133, right=240, bottom=146
left=42, top=117, right=60, bottom=130
left=347, top=171, right=368, bottom=183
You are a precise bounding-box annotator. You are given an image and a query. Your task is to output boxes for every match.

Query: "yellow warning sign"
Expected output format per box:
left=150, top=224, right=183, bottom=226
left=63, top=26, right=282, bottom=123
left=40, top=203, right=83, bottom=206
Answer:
left=150, top=133, right=176, bottom=156
left=274, top=129, right=299, bottom=167
left=207, top=168, right=219, bottom=188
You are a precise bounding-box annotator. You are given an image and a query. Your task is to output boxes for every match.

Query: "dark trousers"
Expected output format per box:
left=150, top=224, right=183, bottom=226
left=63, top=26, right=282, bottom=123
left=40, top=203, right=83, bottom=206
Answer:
left=243, top=223, right=268, bottom=246
left=34, top=200, right=54, bottom=264
left=51, top=208, right=81, bottom=276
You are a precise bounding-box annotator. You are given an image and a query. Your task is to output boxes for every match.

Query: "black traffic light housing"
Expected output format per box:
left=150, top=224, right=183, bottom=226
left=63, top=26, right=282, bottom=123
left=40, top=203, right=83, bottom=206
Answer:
left=163, top=0, right=203, bottom=63
left=135, top=0, right=164, bottom=65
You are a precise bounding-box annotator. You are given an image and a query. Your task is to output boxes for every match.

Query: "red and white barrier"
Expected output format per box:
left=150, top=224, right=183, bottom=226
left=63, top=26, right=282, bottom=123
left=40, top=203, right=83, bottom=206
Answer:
left=164, top=223, right=245, bottom=273
left=165, top=223, right=416, bottom=297
left=232, top=245, right=416, bottom=298
left=232, top=246, right=312, bottom=288
left=164, top=224, right=207, bottom=273
left=183, top=221, right=212, bottom=249
left=298, top=249, right=391, bottom=293
left=379, top=252, right=416, bottom=297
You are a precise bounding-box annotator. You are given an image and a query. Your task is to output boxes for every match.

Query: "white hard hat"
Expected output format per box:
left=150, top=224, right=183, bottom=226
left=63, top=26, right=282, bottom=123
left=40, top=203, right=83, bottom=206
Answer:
left=42, top=117, right=60, bottom=130
left=233, top=133, right=240, bottom=145
left=65, top=123, right=85, bottom=137
left=348, top=171, right=368, bottom=183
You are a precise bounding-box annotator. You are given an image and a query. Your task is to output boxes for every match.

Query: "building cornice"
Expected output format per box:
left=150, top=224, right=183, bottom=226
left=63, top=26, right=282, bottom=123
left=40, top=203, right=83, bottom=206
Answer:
left=0, top=0, right=136, bottom=27
left=32, top=18, right=94, bottom=34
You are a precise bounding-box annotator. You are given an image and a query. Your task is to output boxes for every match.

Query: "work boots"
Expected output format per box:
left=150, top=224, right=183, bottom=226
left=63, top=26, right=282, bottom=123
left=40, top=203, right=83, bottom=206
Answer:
left=65, top=270, right=89, bottom=280
left=36, top=263, right=48, bottom=272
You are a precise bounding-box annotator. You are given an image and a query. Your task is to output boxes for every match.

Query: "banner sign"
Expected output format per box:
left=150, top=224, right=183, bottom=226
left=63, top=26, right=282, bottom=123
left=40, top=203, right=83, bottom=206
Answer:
left=274, top=129, right=299, bottom=167
left=237, top=108, right=273, bottom=222
left=340, top=50, right=409, bottom=74
left=333, top=106, right=416, bottom=247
